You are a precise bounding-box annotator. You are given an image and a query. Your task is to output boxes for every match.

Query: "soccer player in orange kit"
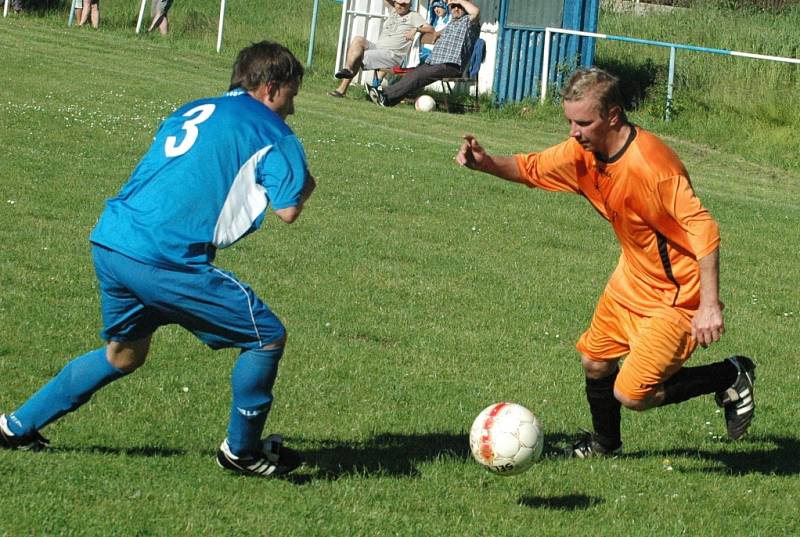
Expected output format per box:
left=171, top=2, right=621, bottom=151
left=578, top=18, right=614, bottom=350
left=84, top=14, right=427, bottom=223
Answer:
left=455, top=67, right=756, bottom=457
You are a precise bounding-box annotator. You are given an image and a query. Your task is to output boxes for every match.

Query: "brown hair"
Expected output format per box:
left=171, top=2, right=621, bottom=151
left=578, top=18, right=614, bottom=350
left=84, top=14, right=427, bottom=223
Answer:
left=229, top=41, right=304, bottom=92
left=562, top=67, right=626, bottom=119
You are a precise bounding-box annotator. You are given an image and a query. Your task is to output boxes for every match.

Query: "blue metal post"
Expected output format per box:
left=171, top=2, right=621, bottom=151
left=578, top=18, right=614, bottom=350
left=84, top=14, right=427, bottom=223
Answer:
left=307, top=0, right=321, bottom=67
left=67, top=0, right=75, bottom=26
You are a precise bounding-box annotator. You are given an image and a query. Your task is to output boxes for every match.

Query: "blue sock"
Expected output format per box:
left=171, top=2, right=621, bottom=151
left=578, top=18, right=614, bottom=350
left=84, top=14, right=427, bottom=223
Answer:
left=7, top=347, right=127, bottom=435
left=226, top=347, right=283, bottom=456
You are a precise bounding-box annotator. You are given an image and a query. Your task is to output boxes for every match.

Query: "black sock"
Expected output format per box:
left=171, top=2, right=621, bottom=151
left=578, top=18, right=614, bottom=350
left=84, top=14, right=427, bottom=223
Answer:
left=585, top=372, right=622, bottom=450
left=659, top=360, right=738, bottom=407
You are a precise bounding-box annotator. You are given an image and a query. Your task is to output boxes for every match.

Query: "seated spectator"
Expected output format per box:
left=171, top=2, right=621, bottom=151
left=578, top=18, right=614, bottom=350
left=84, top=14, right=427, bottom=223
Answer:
left=368, top=0, right=479, bottom=107
left=77, top=0, right=100, bottom=28
left=328, top=0, right=434, bottom=98
left=419, top=1, right=450, bottom=64
left=147, top=0, right=174, bottom=36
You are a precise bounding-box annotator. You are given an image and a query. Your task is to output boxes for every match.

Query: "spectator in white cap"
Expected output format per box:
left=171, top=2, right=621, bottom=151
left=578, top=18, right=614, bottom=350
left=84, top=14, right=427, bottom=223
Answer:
left=369, top=0, right=480, bottom=107
left=328, top=0, right=434, bottom=98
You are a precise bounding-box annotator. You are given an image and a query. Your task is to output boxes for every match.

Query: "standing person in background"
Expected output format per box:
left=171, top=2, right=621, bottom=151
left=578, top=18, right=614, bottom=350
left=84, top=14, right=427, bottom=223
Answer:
left=0, top=41, right=316, bottom=479
left=455, top=67, right=756, bottom=457
left=73, top=0, right=82, bottom=23
left=77, top=0, right=100, bottom=28
left=148, top=0, right=173, bottom=36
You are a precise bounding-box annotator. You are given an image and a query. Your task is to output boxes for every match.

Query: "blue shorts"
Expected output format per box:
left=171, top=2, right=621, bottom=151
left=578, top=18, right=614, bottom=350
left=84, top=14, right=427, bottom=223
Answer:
left=91, top=245, right=286, bottom=350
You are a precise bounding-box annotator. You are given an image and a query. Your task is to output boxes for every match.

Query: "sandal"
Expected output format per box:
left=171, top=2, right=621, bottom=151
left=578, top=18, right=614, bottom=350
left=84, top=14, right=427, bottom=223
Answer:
left=327, top=90, right=345, bottom=98
left=334, top=68, right=354, bottom=80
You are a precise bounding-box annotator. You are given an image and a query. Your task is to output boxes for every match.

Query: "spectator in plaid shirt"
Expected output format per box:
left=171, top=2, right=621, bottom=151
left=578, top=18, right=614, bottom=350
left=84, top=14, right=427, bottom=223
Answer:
left=369, top=0, right=479, bottom=107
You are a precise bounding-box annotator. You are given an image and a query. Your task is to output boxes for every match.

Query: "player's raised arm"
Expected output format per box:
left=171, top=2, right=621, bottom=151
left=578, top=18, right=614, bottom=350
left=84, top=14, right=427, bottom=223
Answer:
left=456, top=134, right=524, bottom=183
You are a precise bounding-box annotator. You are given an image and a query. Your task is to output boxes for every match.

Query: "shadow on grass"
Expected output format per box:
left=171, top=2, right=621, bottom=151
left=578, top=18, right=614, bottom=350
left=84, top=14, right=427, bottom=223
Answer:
left=47, top=432, right=796, bottom=482
left=537, top=432, right=800, bottom=477
left=53, top=445, right=187, bottom=458
left=519, top=494, right=604, bottom=511
left=657, top=434, right=800, bottom=476
left=551, top=432, right=800, bottom=476
left=8, top=0, right=61, bottom=16
left=595, top=57, right=663, bottom=112
left=299, top=431, right=470, bottom=480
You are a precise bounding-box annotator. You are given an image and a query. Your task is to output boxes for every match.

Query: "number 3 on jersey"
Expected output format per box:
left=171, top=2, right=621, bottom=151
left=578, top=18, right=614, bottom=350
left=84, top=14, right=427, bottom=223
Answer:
left=164, top=104, right=216, bottom=157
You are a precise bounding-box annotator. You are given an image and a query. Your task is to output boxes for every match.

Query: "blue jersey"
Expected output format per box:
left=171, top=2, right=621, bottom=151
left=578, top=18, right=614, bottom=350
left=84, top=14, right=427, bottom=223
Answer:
left=90, top=89, right=308, bottom=269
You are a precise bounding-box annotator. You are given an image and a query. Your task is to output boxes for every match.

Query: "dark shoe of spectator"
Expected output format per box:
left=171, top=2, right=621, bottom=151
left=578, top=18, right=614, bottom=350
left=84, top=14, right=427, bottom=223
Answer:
left=327, top=90, right=345, bottom=98
left=335, top=68, right=354, bottom=80
left=367, top=86, right=386, bottom=106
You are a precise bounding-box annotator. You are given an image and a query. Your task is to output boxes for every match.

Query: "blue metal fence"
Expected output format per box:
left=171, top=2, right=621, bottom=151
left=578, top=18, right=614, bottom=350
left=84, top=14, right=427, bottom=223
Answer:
left=540, top=27, right=800, bottom=120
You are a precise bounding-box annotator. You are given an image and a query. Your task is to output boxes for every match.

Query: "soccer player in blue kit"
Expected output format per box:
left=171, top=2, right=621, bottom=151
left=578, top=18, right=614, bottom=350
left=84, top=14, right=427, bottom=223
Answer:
left=0, top=41, right=316, bottom=478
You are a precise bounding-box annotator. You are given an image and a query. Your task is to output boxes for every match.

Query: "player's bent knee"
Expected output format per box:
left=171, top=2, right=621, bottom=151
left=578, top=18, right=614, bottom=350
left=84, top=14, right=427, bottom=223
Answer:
left=581, top=355, right=618, bottom=379
left=619, top=397, right=648, bottom=411
left=614, top=389, right=653, bottom=411
left=261, top=335, right=287, bottom=351
left=106, top=337, right=151, bottom=372
left=107, top=352, right=147, bottom=373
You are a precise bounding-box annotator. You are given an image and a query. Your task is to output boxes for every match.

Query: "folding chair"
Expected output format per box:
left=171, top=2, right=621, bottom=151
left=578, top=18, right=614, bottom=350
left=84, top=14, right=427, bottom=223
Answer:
left=441, top=38, right=486, bottom=111
left=370, top=33, right=422, bottom=88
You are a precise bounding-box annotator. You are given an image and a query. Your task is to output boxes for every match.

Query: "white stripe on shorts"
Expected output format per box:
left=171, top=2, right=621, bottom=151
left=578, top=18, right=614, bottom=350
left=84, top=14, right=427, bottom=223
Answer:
left=210, top=267, right=262, bottom=347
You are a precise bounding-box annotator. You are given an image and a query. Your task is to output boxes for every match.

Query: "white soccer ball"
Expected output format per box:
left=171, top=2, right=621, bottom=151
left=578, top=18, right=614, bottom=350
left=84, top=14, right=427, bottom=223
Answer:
left=469, top=402, right=543, bottom=476
left=415, top=94, right=436, bottom=112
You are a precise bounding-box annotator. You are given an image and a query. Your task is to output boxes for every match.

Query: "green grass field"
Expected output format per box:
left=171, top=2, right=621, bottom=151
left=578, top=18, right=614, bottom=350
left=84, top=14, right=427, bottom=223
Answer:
left=1, top=4, right=799, bottom=536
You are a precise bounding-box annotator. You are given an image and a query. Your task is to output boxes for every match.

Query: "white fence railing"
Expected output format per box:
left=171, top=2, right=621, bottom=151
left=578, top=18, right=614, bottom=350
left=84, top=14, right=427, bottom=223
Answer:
left=540, top=27, right=800, bottom=120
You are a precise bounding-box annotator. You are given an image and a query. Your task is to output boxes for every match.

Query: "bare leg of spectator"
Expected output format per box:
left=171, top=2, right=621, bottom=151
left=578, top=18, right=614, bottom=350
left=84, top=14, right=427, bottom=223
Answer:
left=331, top=37, right=368, bottom=97
left=148, top=12, right=169, bottom=35
left=90, top=3, right=100, bottom=28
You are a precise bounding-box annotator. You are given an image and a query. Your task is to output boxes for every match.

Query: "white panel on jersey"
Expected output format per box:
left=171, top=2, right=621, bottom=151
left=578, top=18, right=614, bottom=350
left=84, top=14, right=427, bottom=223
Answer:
left=213, top=145, right=272, bottom=248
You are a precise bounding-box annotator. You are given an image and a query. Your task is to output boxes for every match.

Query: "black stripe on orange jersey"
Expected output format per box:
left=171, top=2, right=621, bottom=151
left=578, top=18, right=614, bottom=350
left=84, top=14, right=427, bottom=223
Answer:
left=656, top=231, right=681, bottom=306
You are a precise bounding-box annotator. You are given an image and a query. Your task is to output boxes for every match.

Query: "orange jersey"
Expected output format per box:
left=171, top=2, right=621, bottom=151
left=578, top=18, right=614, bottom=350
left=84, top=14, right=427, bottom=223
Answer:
left=514, top=127, right=720, bottom=329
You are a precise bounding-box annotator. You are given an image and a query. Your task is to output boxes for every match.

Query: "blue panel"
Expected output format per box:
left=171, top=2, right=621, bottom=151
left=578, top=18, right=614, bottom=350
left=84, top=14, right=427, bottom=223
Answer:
left=496, top=0, right=599, bottom=104
left=495, top=29, right=513, bottom=102
left=509, top=29, right=520, bottom=99
left=532, top=31, right=544, bottom=99
left=523, top=31, right=537, bottom=99
left=581, top=0, right=599, bottom=65
left=514, top=31, right=528, bottom=101
left=561, top=0, right=580, bottom=30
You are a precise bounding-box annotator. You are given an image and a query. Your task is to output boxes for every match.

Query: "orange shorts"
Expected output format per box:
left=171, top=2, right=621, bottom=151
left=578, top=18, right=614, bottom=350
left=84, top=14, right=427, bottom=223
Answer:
left=576, top=291, right=697, bottom=400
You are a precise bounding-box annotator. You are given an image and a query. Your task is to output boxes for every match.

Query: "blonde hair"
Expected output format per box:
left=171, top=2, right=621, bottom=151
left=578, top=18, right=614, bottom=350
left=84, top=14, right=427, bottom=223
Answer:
left=562, top=67, right=626, bottom=119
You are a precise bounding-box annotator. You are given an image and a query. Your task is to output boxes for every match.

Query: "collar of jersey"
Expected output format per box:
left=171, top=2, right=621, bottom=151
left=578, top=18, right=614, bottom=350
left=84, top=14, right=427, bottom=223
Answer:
left=224, top=87, right=248, bottom=97
left=597, top=124, right=637, bottom=164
